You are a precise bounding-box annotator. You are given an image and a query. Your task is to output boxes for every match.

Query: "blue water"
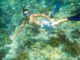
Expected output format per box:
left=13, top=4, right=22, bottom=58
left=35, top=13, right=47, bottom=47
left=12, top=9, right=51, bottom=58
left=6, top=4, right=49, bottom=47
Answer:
left=0, top=0, right=80, bottom=60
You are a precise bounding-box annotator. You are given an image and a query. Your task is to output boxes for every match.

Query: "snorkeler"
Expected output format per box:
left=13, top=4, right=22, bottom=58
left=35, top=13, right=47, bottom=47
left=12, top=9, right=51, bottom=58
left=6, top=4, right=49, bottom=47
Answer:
left=11, top=9, right=68, bottom=40
left=11, top=0, right=80, bottom=40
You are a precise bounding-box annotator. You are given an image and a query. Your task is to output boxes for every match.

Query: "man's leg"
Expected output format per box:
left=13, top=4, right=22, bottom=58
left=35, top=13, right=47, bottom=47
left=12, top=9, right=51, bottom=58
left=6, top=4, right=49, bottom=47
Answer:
left=55, top=19, right=68, bottom=25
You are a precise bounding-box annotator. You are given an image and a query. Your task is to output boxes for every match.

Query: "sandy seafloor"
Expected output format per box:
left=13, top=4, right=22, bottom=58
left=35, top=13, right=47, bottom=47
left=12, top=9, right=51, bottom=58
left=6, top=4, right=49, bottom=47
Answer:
left=0, top=0, right=80, bottom=60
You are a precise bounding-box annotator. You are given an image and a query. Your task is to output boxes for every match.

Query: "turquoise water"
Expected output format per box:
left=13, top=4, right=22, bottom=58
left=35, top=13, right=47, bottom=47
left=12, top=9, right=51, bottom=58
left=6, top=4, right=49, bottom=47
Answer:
left=0, top=0, right=80, bottom=60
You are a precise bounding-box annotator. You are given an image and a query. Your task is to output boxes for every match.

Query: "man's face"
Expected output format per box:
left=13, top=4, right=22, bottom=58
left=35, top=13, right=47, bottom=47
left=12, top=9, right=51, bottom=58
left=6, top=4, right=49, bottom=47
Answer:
left=24, top=10, right=28, bottom=13
left=23, top=10, right=30, bottom=17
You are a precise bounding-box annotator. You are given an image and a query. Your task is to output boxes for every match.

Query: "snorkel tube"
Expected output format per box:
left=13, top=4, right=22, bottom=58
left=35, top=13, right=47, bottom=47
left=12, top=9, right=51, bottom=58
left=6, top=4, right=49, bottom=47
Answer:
left=50, top=0, right=61, bottom=18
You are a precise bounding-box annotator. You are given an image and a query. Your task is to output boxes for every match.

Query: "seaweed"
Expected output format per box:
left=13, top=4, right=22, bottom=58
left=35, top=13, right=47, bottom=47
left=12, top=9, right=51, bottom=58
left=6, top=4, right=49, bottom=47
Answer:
left=17, top=51, right=30, bottom=60
left=0, top=29, right=11, bottom=47
left=50, top=30, right=67, bottom=47
left=0, top=49, right=6, bottom=60
left=50, top=37, right=61, bottom=47
left=71, top=29, right=80, bottom=39
left=64, top=40, right=80, bottom=56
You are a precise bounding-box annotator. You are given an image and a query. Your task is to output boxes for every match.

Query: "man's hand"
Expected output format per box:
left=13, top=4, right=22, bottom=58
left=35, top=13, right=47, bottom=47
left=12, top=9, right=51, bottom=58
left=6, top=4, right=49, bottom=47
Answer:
left=49, top=18, right=54, bottom=21
left=11, top=35, right=15, bottom=40
left=41, top=14, right=53, bottom=21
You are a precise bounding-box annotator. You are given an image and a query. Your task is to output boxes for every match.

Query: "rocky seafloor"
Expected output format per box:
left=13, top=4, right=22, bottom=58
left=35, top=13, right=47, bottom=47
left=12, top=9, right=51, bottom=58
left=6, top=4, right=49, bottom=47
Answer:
left=0, top=0, right=80, bottom=60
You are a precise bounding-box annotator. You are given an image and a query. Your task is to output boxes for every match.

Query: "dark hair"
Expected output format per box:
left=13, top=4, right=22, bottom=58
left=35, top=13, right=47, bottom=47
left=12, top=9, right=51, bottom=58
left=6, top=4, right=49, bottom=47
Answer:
left=23, top=9, right=29, bottom=12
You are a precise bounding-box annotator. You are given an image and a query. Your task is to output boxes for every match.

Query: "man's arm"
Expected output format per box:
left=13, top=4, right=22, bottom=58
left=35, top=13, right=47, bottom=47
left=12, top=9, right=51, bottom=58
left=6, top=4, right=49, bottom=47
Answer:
left=31, top=14, right=52, bottom=21
left=11, top=20, right=26, bottom=40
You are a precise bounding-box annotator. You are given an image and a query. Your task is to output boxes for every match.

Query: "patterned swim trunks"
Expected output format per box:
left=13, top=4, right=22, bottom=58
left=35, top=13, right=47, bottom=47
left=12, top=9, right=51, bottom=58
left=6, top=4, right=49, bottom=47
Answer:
left=40, top=19, right=56, bottom=31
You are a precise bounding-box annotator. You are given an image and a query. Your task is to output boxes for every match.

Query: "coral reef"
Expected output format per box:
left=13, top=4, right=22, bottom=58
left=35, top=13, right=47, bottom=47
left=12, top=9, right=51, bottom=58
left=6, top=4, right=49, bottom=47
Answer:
left=17, top=51, right=30, bottom=60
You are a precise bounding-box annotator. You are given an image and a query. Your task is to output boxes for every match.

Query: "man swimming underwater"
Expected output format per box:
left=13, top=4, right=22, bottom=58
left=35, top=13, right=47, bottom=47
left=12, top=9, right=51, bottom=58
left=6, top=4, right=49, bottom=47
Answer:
left=11, top=9, right=68, bottom=40
left=11, top=0, right=80, bottom=40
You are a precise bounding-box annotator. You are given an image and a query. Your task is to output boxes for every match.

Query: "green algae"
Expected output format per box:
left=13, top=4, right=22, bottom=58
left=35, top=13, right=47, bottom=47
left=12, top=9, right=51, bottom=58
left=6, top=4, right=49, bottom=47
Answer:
left=0, top=49, right=6, bottom=60
left=0, top=40, right=5, bottom=47
left=50, top=30, right=67, bottom=47
left=17, top=51, right=30, bottom=60
left=50, top=37, right=61, bottom=47
left=0, top=29, right=11, bottom=47
left=64, top=40, right=80, bottom=56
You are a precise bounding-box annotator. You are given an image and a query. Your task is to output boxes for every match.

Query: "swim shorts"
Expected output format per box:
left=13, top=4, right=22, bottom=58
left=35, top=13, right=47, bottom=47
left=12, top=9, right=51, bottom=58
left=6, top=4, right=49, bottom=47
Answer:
left=40, top=19, right=55, bottom=31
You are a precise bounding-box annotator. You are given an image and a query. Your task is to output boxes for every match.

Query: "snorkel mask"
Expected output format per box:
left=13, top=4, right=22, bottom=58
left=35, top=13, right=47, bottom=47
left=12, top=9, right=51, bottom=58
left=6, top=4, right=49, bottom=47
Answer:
left=23, top=11, right=30, bottom=16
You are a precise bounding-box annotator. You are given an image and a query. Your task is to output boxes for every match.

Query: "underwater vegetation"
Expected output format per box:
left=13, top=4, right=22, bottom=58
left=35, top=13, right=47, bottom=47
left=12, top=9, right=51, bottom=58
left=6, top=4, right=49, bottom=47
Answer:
left=64, top=40, right=80, bottom=56
left=71, top=29, right=80, bottom=39
left=0, top=49, right=7, bottom=60
left=17, top=51, right=30, bottom=60
left=0, top=29, right=11, bottom=60
left=0, top=7, right=3, bottom=18
left=50, top=30, right=67, bottom=47
left=0, top=29, right=11, bottom=47
left=50, top=37, right=61, bottom=47
left=50, top=30, right=80, bottom=56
